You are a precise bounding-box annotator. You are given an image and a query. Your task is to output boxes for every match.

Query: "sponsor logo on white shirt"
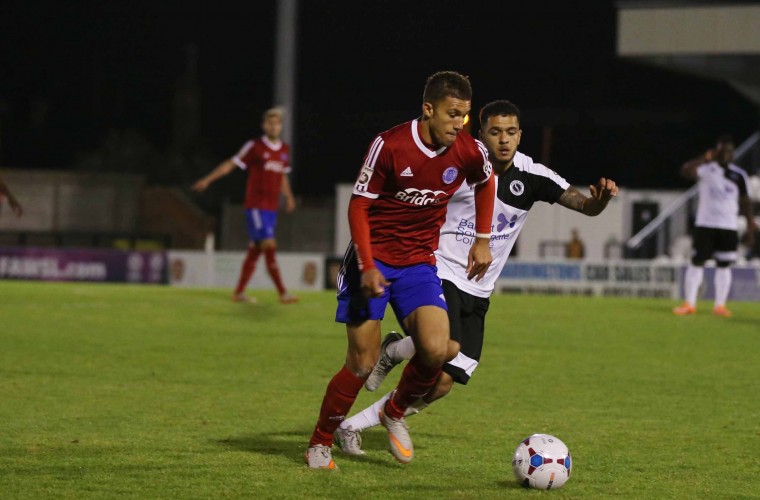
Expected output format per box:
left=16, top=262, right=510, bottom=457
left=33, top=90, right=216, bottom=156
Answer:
left=496, top=213, right=518, bottom=231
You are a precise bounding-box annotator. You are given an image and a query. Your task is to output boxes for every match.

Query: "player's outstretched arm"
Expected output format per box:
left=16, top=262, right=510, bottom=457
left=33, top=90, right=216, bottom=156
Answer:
left=191, top=159, right=237, bottom=193
left=558, top=178, right=618, bottom=216
left=680, top=149, right=712, bottom=181
left=0, top=175, right=23, bottom=217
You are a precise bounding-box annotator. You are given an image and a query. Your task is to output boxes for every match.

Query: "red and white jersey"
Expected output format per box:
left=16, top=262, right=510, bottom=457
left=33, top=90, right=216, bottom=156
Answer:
left=232, top=136, right=291, bottom=211
left=352, top=119, right=492, bottom=266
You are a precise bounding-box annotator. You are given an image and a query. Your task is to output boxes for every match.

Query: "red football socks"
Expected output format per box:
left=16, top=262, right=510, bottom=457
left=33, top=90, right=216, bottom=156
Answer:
left=264, top=247, right=287, bottom=296
left=234, top=246, right=261, bottom=294
left=309, top=366, right=366, bottom=447
left=384, top=355, right=440, bottom=419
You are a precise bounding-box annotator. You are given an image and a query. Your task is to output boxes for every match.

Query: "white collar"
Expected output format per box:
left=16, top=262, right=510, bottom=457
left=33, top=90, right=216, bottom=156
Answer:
left=262, top=136, right=282, bottom=151
left=411, top=119, right=447, bottom=158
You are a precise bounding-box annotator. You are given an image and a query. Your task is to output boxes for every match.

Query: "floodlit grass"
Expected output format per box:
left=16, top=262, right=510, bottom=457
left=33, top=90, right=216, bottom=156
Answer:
left=1, top=280, right=758, bottom=499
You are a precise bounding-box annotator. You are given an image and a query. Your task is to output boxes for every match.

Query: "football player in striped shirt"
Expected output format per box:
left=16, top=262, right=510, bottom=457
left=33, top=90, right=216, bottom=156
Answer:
left=306, top=71, right=496, bottom=469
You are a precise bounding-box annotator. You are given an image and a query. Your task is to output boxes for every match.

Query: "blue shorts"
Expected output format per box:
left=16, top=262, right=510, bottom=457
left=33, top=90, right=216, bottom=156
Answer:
left=335, top=248, right=447, bottom=325
left=245, top=208, right=277, bottom=241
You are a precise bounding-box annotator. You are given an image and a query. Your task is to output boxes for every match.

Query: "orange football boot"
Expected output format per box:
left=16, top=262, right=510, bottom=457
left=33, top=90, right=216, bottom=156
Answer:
left=712, top=305, right=732, bottom=318
left=672, top=303, right=696, bottom=316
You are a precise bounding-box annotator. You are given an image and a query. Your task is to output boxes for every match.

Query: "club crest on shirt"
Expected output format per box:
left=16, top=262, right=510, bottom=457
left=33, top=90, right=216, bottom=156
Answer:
left=510, top=180, right=524, bottom=196
left=442, top=166, right=459, bottom=184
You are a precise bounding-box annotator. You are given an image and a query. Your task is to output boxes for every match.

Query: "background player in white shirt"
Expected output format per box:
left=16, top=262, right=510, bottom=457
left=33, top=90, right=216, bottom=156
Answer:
left=673, top=135, right=757, bottom=317
left=334, top=100, right=618, bottom=455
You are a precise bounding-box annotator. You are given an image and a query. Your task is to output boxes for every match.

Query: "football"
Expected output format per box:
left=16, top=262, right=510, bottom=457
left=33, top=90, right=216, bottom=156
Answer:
left=512, top=434, right=572, bottom=489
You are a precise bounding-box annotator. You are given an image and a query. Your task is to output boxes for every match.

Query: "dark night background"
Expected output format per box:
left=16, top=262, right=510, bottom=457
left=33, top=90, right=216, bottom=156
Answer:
left=2, top=0, right=758, bottom=212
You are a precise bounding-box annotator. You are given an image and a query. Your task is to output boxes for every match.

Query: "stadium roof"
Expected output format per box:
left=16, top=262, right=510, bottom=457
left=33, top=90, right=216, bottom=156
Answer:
left=616, top=1, right=760, bottom=106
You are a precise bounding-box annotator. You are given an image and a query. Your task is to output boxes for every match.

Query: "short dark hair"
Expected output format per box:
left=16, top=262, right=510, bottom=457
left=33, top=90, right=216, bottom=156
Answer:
left=479, top=100, right=521, bottom=127
left=422, top=71, right=472, bottom=104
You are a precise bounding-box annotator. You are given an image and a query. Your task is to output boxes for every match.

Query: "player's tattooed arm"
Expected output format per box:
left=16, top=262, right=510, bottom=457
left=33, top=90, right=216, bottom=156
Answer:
left=559, top=178, right=618, bottom=216
left=558, top=187, right=587, bottom=213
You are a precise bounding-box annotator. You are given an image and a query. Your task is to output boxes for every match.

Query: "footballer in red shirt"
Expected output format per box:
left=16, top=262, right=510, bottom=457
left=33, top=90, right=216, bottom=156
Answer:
left=192, top=108, right=298, bottom=304
left=306, top=71, right=495, bottom=469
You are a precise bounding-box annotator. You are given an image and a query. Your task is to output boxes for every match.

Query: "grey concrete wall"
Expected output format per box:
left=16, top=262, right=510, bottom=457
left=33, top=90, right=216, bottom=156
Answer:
left=0, top=169, right=143, bottom=232
left=220, top=198, right=335, bottom=253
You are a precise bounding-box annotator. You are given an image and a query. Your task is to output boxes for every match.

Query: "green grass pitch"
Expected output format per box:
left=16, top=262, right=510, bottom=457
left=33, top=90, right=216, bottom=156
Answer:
left=1, top=280, right=758, bottom=499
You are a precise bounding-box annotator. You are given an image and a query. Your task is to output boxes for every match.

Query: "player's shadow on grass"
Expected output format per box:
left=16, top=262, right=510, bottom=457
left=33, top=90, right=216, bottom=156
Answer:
left=498, top=479, right=528, bottom=490
left=214, top=430, right=400, bottom=468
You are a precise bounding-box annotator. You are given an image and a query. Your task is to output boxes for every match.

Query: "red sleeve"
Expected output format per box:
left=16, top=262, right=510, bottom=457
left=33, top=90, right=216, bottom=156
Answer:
left=474, top=174, right=495, bottom=236
left=348, top=195, right=375, bottom=271
left=465, top=140, right=493, bottom=186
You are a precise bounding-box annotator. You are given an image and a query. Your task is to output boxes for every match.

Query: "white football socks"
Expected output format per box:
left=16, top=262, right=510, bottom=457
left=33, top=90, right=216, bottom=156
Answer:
left=714, top=267, right=731, bottom=308
left=387, top=335, right=416, bottom=362
left=340, top=392, right=391, bottom=432
left=683, top=265, right=704, bottom=307
left=340, top=391, right=428, bottom=432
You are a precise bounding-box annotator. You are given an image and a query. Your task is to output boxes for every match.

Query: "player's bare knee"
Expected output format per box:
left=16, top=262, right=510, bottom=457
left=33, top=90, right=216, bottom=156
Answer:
left=413, top=335, right=448, bottom=365
left=446, top=340, right=461, bottom=362
left=260, top=239, right=276, bottom=250
left=418, top=345, right=448, bottom=367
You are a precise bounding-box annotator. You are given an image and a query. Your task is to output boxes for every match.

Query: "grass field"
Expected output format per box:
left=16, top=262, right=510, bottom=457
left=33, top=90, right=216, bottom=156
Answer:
left=1, top=280, right=759, bottom=499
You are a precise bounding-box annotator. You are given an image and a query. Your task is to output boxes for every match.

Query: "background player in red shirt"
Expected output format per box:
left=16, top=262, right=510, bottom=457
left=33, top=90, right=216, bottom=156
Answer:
left=306, top=71, right=495, bottom=469
left=192, top=108, right=298, bottom=304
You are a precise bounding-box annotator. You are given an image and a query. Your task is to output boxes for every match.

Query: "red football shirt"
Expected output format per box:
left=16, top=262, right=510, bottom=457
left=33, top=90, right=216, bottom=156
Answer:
left=351, top=119, right=492, bottom=266
left=232, top=136, right=291, bottom=210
